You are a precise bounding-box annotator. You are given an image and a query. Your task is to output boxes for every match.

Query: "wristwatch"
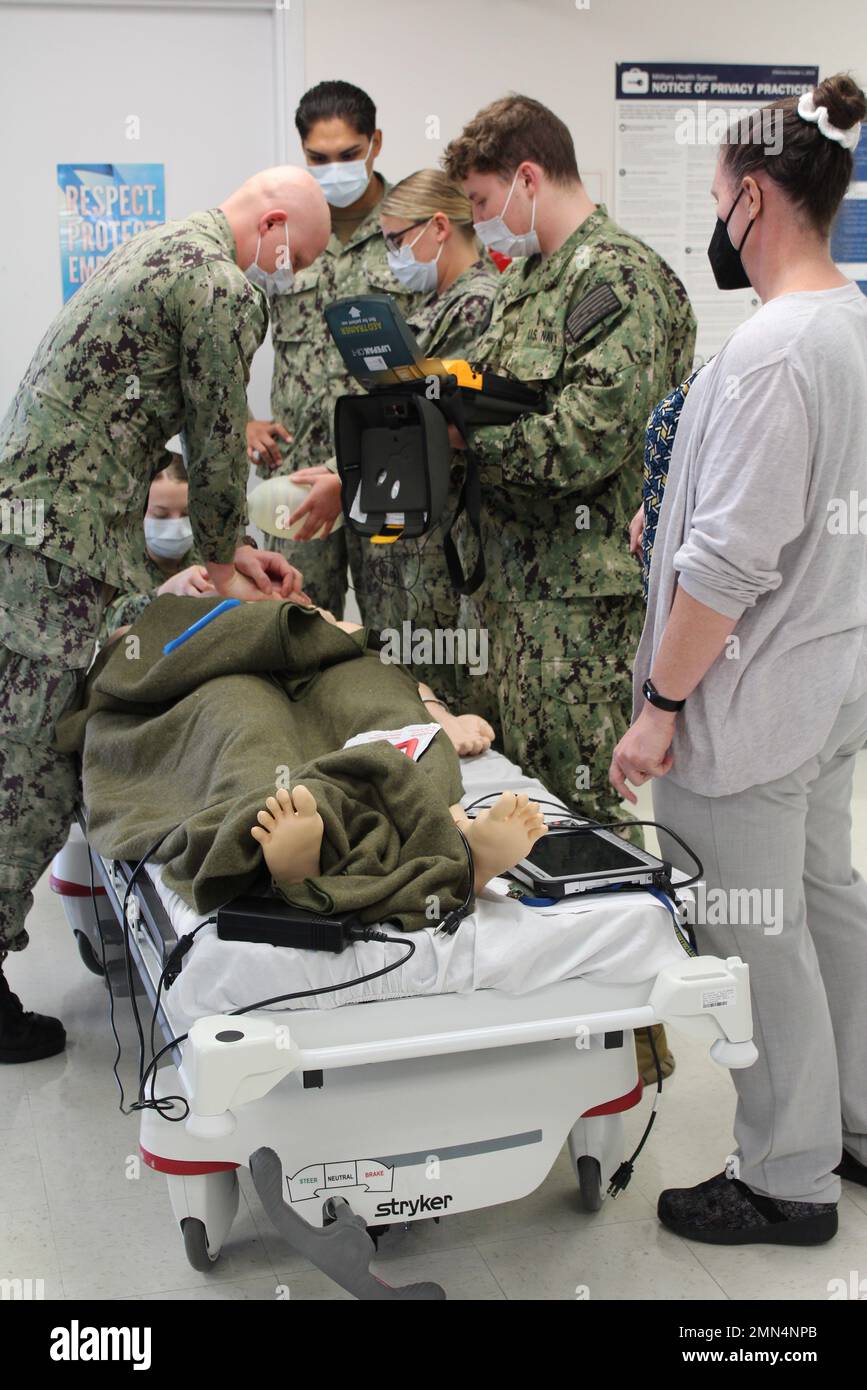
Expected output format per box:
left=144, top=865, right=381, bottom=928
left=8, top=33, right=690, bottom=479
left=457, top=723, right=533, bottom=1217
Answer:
left=642, top=677, right=685, bottom=712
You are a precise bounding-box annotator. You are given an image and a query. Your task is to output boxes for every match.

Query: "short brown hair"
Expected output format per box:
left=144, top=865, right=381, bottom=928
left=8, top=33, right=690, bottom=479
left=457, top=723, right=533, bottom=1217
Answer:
left=722, top=72, right=866, bottom=236
left=160, top=450, right=188, bottom=484
left=442, top=94, right=580, bottom=185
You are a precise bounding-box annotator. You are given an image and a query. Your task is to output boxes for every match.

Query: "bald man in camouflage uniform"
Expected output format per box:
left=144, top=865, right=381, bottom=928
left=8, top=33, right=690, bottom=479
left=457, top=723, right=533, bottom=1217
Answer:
left=445, top=99, right=696, bottom=831
left=0, top=169, right=326, bottom=1058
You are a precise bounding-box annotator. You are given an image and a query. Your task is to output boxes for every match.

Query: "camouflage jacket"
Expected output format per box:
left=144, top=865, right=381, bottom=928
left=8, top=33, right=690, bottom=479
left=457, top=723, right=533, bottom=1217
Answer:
left=465, top=206, right=696, bottom=602
left=98, top=543, right=204, bottom=642
left=405, top=258, right=498, bottom=358
left=268, top=176, right=424, bottom=469
left=0, top=210, right=265, bottom=588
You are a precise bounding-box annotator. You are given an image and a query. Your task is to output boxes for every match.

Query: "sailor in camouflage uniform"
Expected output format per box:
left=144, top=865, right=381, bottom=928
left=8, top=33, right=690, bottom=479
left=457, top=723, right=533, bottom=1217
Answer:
left=370, top=171, right=498, bottom=695
left=98, top=448, right=210, bottom=644
left=444, top=97, right=696, bottom=829
left=0, top=165, right=328, bottom=1058
left=261, top=82, right=424, bottom=625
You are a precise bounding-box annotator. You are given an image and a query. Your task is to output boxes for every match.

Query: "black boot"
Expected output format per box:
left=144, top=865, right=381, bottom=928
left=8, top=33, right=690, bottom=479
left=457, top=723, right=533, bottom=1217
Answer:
left=0, top=955, right=66, bottom=1063
left=834, top=1148, right=867, bottom=1188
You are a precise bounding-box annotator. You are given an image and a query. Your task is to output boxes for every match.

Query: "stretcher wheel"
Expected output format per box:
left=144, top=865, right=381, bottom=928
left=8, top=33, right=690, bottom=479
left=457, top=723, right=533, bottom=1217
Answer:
left=181, top=1217, right=220, bottom=1271
left=74, top=930, right=105, bottom=977
left=576, top=1156, right=603, bottom=1212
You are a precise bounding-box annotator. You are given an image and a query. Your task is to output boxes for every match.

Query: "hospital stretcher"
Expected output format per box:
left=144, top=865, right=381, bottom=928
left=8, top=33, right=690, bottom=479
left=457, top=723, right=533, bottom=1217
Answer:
left=53, top=751, right=757, bottom=1301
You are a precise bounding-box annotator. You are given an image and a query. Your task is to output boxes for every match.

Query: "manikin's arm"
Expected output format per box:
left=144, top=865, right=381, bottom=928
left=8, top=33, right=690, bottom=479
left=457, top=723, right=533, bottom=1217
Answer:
left=417, top=682, right=495, bottom=758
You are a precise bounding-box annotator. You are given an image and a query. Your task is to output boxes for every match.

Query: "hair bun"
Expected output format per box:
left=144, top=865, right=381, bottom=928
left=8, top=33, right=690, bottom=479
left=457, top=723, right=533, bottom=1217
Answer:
left=812, top=72, right=867, bottom=130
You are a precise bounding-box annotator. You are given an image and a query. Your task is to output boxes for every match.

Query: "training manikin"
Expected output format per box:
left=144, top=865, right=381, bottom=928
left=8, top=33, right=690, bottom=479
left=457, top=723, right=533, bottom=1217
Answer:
left=57, top=599, right=547, bottom=927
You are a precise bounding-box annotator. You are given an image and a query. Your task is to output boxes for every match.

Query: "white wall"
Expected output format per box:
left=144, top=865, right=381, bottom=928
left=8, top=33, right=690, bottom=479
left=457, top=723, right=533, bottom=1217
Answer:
left=2, top=0, right=865, bottom=417
left=301, top=0, right=866, bottom=209
left=0, top=0, right=303, bottom=414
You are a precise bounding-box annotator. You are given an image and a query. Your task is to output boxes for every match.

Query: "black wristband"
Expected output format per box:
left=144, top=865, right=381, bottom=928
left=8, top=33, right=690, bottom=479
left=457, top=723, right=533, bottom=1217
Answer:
left=642, top=677, right=686, bottom=712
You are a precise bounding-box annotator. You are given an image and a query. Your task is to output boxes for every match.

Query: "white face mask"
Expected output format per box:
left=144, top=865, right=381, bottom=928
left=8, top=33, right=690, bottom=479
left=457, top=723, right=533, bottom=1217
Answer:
left=386, top=218, right=442, bottom=293
left=473, top=169, right=540, bottom=258
left=309, top=142, right=374, bottom=208
left=245, top=223, right=294, bottom=298
left=144, top=517, right=194, bottom=560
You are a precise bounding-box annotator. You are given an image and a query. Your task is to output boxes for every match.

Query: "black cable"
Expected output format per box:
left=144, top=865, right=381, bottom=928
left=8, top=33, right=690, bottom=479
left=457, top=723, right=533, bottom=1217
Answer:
left=435, top=824, right=475, bottom=935
left=87, top=834, right=195, bottom=1119
left=461, top=793, right=704, bottom=888
left=137, top=929, right=417, bottom=1117
left=608, top=1026, right=664, bottom=1198
left=87, top=843, right=132, bottom=1115
left=121, top=827, right=181, bottom=1085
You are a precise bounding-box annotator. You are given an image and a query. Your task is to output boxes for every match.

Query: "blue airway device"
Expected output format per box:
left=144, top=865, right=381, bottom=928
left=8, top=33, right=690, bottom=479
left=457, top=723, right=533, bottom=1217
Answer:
left=163, top=598, right=242, bottom=655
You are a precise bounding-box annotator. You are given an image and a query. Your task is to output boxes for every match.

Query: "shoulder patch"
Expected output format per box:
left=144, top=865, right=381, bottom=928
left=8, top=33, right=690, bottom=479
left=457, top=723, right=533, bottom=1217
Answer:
left=565, top=283, right=622, bottom=344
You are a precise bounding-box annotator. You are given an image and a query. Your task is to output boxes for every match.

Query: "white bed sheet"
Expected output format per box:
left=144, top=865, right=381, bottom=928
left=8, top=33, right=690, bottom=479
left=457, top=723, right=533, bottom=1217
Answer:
left=147, top=749, right=689, bottom=1025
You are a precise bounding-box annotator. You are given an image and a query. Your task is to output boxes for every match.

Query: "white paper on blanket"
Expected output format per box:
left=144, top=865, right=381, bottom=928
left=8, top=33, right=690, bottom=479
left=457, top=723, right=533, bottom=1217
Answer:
left=343, top=722, right=441, bottom=761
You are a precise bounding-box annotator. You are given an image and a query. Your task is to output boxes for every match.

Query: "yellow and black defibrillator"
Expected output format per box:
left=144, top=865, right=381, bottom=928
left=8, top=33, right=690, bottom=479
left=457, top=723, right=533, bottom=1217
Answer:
left=324, top=294, right=543, bottom=594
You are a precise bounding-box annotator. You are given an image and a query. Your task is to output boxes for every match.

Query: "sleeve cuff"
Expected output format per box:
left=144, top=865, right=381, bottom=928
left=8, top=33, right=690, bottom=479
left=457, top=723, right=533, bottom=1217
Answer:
left=677, top=570, right=748, bottom=621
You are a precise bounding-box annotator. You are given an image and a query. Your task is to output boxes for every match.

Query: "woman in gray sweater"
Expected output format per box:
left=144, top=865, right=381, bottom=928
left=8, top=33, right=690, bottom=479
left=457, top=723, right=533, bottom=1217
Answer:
left=612, top=71, right=867, bottom=1245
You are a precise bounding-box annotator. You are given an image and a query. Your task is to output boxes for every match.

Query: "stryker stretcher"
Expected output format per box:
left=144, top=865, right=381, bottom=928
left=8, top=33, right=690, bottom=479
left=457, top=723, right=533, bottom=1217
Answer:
left=54, top=750, right=757, bottom=1301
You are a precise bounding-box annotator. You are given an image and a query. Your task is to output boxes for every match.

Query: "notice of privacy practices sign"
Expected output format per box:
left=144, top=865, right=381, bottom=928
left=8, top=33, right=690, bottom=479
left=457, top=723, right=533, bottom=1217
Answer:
left=614, top=63, right=818, bottom=362
left=57, top=163, right=165, bottom=302
left=831, top=136, right=867, bottom=297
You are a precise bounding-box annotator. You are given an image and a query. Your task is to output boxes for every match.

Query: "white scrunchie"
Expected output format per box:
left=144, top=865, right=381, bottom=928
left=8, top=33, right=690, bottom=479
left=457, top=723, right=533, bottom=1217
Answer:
left=797, top=90, right=862, bottom=151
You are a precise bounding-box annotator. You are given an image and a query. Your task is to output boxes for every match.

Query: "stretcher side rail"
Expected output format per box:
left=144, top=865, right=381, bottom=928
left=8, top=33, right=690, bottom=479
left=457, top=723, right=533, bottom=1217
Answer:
left=181, top=956, right=756, bottom=1120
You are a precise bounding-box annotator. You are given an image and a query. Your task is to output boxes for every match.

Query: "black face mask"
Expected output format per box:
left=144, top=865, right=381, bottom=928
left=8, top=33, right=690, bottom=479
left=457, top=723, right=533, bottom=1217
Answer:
left=708, top=187, right=755, bottom=290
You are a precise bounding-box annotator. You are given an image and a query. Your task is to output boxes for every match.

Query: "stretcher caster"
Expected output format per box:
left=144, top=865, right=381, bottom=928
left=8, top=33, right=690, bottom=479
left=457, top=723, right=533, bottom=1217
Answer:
left=250, top=1147, right=447, bottom=1300
left=181, top=1217, right=219, bottom=1272
left=167, top=1169, right=238, bottom=1270
left=576, top=1156, right=603, bottom=1212
left=74, top=930, right=105, bottom=977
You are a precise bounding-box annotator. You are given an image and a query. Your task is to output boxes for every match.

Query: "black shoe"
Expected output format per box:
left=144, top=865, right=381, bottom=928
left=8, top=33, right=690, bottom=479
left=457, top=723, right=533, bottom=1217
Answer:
left=0, top=960, right=66, bottom=1063
left=658, top=1171, right=838, bottom=1246
left=834, top=1148, right=867, bottom=1188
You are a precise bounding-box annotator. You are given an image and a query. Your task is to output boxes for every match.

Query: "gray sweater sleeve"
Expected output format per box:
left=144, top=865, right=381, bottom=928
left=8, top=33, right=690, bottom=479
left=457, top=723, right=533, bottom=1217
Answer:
left=673, top=358, right=812, bottom=619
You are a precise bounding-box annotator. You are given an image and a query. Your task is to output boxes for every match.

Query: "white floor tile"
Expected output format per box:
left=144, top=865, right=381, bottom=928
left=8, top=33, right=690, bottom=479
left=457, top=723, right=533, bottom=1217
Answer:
left=0, top=1204, right=65, bottom=1299
left=685, top=1196, right=867, bottom=1301
left=476, top=1219, right=728, bottom=1301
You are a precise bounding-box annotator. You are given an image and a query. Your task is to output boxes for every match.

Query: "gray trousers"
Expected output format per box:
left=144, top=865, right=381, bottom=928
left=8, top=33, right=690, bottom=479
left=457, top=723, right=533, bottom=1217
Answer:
left=653, top=688, right=867, bottom=1205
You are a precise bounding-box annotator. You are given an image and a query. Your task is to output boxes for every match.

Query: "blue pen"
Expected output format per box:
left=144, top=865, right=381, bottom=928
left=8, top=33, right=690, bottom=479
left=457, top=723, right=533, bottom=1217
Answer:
left=163, top=598, right=242, bottom=655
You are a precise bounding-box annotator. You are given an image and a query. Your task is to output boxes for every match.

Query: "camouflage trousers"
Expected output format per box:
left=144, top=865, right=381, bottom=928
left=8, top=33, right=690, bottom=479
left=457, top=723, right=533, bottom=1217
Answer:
left=460, top=591, right=646, bottom=829
left=379, top=514, right=468, bottom=706
left=0, top=543, right=112, bottom=952
left=274, top=525, right=407, bottom=633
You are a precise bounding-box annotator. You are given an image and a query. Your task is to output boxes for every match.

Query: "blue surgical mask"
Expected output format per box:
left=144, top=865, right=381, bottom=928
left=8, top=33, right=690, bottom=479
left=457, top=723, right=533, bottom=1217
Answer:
left=144, top=517, right=194, bottom=560
left=310, top=143, right=374, bottom=209
left=245, top=223, right=294, bottom=298
left=473, top=168, right=540, bottom=258
left=386, top=218, right=442, bottom=293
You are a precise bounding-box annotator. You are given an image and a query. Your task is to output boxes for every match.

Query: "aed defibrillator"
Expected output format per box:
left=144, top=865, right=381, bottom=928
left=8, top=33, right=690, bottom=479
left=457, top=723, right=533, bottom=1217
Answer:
left=324, top=293, right=544, bottom=594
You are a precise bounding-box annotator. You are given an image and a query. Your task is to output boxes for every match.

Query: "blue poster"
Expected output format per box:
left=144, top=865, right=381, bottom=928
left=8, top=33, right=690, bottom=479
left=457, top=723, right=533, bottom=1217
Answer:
left=831, top=135, right=867, bottom=296
left=57, top=163, right=166, bottom=302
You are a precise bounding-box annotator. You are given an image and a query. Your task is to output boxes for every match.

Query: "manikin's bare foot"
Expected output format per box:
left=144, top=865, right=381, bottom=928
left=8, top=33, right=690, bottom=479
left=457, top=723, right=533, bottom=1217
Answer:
left=250, top=785, right=324, bottom=887
left=455, top=791, right=548, bottom=892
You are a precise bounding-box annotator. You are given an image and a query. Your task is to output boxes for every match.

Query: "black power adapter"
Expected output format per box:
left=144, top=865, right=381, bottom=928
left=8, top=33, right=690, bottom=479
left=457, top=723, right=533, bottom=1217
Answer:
left=215, top=896, right=364, bottom=953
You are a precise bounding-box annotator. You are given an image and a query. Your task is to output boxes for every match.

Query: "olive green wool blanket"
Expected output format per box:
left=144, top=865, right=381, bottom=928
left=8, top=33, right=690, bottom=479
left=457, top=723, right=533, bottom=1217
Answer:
left=56, top=597, right=469, bottom=930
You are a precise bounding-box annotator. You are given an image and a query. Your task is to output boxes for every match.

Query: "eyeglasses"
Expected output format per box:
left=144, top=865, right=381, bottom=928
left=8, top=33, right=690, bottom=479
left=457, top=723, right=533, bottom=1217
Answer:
left=383, top=219, right=430, bottom=255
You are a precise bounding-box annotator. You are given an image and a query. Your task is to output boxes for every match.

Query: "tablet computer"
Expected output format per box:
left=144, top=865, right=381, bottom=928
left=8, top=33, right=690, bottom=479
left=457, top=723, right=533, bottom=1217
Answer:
left=508, top=827, right=666, bottom=899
